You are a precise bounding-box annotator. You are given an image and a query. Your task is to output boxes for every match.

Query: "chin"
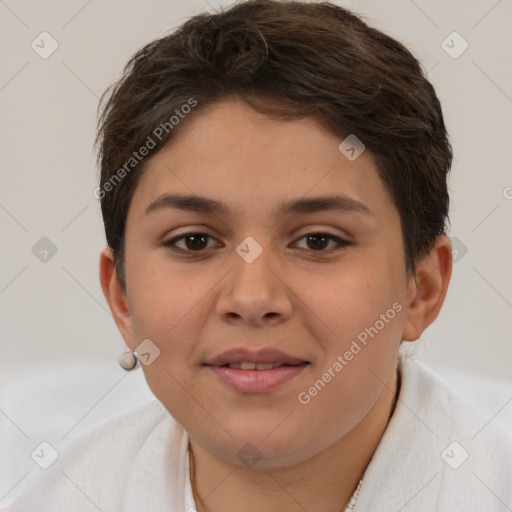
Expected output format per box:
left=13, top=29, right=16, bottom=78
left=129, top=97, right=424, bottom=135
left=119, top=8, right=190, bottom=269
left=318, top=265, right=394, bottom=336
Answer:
left=190, top=416, right=339, bottom=470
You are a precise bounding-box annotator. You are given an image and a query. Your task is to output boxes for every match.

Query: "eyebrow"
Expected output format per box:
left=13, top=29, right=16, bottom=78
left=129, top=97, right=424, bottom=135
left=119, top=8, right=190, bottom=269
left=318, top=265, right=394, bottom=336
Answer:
left=144, top=193, right=374, bottom=218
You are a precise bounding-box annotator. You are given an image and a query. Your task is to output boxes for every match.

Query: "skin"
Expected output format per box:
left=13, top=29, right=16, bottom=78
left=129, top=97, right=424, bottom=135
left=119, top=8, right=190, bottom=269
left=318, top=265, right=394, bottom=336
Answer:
left=100, top=98, right=452, bottom=512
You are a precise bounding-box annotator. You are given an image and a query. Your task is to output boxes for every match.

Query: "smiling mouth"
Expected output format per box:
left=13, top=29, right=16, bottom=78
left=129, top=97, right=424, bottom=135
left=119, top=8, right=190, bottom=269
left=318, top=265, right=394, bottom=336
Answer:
left=218, top=362, right=307, bottom=370
left=203, top=347, right=311, bottom=392
left=205, top=361, right=310, bottom=393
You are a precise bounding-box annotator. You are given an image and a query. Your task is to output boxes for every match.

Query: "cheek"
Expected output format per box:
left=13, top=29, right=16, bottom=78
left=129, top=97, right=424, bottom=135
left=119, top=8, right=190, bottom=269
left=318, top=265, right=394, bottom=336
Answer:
left=299, top=265, right=404, bottom=403
left=126, top=250, right=210, bottom=340
left=124, top=270, right=207, bottom=412
left=299, top=263, right=400, bottom=346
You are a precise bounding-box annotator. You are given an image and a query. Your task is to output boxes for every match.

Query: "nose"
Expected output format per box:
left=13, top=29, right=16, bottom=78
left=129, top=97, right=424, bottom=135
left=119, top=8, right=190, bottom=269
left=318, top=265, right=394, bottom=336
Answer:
left=215, top=242, right=294, bottom=327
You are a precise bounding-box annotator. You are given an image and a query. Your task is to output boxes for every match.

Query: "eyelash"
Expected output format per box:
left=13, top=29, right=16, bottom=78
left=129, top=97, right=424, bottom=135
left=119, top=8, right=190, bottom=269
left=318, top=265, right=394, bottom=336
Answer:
left=162, top=232, right=352, bottom=255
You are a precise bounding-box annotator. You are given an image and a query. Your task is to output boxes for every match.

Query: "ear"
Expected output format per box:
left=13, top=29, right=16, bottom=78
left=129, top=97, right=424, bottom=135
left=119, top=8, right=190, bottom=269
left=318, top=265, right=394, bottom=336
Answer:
left=99, top=247, right=135, bottom=349
left=402, top=235, right=453, bottom=341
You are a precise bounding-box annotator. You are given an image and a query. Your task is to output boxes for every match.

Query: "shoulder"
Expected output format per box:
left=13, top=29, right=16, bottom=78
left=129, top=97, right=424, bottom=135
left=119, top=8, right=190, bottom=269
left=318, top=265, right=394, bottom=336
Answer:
left=408, top=355, right=512, bottom=508
left=356, top=352, right=512, bottom=511
left=400, top=354, right=512, bottom=445
left=3, top=400, right=180, bottom=512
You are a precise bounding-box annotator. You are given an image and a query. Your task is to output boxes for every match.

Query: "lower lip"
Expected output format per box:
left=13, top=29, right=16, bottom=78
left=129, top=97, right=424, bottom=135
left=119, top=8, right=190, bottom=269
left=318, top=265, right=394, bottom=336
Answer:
left=206, top=364, right=309, bottom=393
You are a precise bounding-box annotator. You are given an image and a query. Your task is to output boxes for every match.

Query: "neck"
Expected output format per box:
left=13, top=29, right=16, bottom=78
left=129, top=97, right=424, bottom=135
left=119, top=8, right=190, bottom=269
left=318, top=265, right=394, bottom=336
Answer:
left=190, top=365, right=400, bottom=512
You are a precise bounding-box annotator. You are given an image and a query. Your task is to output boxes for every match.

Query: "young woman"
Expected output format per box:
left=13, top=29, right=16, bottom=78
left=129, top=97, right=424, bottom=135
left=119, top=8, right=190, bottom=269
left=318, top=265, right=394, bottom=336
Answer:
left=6, top=1, right=511, bottom=510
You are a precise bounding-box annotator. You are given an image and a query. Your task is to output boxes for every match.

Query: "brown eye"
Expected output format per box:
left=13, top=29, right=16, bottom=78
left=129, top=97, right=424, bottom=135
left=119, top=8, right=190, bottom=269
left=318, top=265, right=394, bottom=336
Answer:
left=305, top=234, right=329, bottom=251
left=164, top=233, right=217, bottom=252
left=294, top=233, right=351, bottom=252
left=183, top=234, right=208, bottom=251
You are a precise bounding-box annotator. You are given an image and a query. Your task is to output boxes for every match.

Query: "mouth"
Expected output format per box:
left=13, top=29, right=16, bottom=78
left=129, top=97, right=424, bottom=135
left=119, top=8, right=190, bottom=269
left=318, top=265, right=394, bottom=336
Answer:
left=204, top=347, right=310, bottom=393
left=204, top=347, right=309, bottom=367
left=216, top=361, right=306, bottom=370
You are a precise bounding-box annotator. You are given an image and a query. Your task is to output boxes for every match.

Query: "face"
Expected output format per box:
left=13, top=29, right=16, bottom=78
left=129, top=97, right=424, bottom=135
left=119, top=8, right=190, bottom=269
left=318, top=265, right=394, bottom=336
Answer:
left=119, top=99, right=410, bottom=468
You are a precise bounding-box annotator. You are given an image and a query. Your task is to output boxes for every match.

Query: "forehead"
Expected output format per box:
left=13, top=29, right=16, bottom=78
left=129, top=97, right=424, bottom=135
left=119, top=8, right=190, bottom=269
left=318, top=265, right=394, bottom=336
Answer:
left=127, top=99, right=397, bottom=226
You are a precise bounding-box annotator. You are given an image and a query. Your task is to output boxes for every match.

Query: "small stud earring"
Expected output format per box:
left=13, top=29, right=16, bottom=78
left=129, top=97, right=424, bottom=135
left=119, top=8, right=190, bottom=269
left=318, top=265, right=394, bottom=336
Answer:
left=118, top=350, right=138, bottom=371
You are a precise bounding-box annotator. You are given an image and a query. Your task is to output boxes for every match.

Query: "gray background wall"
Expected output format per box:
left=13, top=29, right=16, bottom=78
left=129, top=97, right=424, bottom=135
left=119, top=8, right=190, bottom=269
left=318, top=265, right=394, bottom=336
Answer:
left=1, top=0, right=511, bottom=504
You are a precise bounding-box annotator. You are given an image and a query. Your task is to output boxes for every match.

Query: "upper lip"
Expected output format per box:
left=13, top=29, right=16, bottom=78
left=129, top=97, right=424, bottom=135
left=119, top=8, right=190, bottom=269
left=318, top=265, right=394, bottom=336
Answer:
left=204, top=348, right=309, bottom=367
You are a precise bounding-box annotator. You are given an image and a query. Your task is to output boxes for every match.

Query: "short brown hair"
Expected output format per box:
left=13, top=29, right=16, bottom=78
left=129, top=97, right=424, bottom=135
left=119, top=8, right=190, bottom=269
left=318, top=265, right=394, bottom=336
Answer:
left=96, top=0, right=452, bottom=291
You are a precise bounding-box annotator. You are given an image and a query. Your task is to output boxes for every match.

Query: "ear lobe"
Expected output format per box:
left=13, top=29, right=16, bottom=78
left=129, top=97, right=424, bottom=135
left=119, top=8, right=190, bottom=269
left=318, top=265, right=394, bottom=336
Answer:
left=402, top=235, right=453, bottom=342
left=99, top=247, right=134, bottom=346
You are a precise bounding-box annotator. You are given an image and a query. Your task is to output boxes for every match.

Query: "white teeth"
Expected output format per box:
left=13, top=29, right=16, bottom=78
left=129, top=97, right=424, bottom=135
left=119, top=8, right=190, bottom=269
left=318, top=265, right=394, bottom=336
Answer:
left=255, top=363, right=274, bottom=370
left=227, top=362, right=284, bottom=370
